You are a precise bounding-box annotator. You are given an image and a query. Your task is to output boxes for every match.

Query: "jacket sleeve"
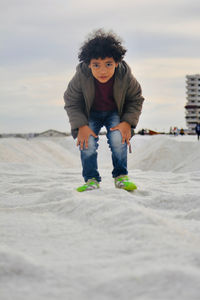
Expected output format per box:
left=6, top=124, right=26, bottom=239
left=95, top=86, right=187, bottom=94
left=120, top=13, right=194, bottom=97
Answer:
left=64, top=71, right=89, bottom=133
left=120, top=74, right=144, bottom=128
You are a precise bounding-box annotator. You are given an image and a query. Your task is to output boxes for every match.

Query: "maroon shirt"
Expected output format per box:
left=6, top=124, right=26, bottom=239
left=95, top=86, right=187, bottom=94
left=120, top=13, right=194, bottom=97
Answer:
left=91, top=75, right=117, bottom=111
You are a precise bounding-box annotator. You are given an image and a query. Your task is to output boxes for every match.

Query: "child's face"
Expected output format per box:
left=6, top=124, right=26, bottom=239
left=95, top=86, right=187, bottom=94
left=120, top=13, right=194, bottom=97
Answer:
left=89, top=57, right=118, bottom=83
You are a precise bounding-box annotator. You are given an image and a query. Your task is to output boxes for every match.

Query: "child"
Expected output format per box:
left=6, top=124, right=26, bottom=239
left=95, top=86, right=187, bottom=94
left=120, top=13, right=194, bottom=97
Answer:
left=64, top=29, right=144, bottom=192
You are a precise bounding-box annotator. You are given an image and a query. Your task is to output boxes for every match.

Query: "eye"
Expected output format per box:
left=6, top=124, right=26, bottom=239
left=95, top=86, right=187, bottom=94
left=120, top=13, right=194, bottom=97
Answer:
left=106, top=63, right=113, bottom=67
left=93, top=64, right=100, bottom=68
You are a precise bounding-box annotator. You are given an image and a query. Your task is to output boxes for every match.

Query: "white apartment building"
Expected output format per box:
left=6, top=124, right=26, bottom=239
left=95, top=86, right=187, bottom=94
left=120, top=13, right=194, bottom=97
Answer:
left=185, top=74, right=200, bottom=134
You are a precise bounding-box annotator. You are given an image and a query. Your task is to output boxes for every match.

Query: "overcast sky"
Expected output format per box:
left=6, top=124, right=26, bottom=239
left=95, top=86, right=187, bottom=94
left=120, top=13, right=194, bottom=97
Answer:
left=1, top=0, right=200, bottom=133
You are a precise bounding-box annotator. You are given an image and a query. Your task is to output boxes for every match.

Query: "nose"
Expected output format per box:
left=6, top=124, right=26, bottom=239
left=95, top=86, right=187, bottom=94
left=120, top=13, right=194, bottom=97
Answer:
left=99, top=65, right=107, bottom=74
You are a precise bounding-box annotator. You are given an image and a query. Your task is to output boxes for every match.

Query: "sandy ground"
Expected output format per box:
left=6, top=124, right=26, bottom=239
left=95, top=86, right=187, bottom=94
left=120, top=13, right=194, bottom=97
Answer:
left=0, top=135, right=200, bottom=300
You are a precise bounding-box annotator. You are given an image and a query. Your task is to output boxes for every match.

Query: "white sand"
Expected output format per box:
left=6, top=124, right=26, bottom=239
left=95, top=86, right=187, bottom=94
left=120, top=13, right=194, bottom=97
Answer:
left=0, top=135, right=200, bottom=300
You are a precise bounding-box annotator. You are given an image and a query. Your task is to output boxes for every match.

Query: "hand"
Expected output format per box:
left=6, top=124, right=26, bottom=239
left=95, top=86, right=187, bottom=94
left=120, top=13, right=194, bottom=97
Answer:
left=110, top=121, right=131, bottom=145
left=77, top=125, right=97, bottom=150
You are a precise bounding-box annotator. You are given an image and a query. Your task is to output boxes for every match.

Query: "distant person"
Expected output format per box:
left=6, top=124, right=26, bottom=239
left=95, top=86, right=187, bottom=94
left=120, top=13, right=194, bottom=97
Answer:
left=173, top=127, right=178, bottom=136
left=195, top=122, right=200, bottom=140
left=64, top=29, right=145, bottom=192
left=180, top=128, right=185, bottom=136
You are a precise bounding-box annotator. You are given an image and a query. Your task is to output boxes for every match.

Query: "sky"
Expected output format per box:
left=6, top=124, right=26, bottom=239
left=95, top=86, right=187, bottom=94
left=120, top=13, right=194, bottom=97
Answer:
left=1, top=0, right=200, bottom=133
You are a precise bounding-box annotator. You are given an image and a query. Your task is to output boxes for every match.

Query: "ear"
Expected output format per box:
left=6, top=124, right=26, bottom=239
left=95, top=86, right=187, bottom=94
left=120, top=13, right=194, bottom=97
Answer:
left=115, top=62, right=119, bottom=68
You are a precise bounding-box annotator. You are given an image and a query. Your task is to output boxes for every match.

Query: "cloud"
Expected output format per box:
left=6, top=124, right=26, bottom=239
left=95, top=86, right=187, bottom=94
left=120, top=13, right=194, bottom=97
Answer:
left=132, top=57, right=200, bottom=79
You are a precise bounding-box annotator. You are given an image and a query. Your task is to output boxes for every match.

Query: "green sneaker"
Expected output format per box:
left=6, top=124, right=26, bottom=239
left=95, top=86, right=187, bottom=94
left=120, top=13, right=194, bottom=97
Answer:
left=76, top=178, right=100, bottom=192
left=114, top=175, right=137, bottom=191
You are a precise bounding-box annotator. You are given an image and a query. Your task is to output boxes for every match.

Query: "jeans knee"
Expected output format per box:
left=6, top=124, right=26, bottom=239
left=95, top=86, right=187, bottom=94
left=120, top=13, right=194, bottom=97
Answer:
left=81, top=136, right=98, bottom=156
left=107, top=130, right=122, bottom=149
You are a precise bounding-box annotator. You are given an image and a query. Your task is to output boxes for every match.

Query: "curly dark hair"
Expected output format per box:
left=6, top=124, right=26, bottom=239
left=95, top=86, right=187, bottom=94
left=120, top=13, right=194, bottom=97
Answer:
left=78, top=29, right=127, bottom=64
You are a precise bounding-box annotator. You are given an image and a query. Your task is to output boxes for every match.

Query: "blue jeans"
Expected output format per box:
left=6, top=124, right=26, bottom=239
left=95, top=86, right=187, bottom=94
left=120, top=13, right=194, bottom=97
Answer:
left=80, top=111, right=128, bottom=182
